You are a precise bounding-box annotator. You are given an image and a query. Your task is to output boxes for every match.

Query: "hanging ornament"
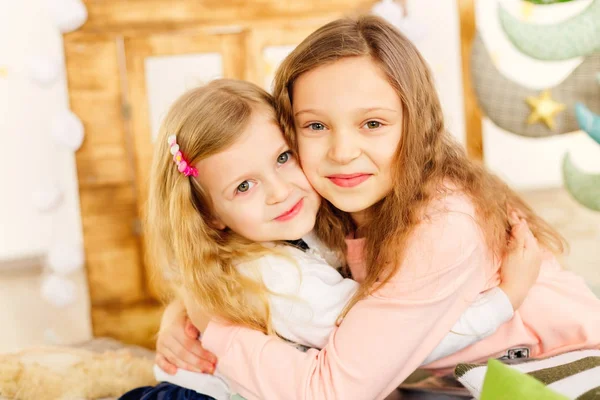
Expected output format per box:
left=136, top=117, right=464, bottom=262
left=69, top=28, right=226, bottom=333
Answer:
left=371, top=0, right=426, bottom=43
left=50, top=110, right=84, bottom=151
left=31, top=184, right=63, bottom=212
left=470, top=35, right=600, bottom=137
left=562, top=152, right=600, bottom=211
left=49, top=0, right=88, bottom=33
left=575, top=102, right=600, bottom=145
left=499, top=0, right=600, bottom=61
left=26, top=56, right=62, bottom=86
left=525, top=90, right=566, bottom=130
left=46, top=243, right=84, bottom=275
left=41, top=274, right=77, bottom=308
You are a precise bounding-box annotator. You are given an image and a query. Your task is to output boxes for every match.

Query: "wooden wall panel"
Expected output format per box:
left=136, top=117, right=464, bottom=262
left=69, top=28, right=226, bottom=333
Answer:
left=65, top=35, right=157, bottom=345
left=91, top=303, right=164, bottom=349
left=74, top=0, right=376, bottom=35
left=64, top=37, right=134, bottom=187
left=79, top=186, right=144, bottom=304
left=64, top=35, right=145, bottom=307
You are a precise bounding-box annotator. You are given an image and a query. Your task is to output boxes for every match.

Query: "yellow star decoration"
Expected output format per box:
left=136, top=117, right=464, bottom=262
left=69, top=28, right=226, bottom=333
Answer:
left=525, top=90, right=566, bottom=130
left=0, top=66, right=8, bottom=77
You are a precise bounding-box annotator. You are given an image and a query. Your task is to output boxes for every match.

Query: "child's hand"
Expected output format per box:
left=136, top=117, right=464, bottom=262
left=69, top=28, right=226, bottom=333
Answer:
left=499, top=212, right=543, bottom=311
left=155, top=299, right=217, bottom=375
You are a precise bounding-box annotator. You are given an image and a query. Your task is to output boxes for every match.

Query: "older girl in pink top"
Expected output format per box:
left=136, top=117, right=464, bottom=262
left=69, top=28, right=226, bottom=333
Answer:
left=157, top=16, right=600, bottom=400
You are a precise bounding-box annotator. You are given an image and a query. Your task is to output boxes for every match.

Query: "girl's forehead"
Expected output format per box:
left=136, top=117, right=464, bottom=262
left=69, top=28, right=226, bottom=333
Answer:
left=291, top=57, right=400, bottom=114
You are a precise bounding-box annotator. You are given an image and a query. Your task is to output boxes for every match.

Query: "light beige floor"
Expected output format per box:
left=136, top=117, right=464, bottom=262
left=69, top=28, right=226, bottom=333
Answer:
left=520, top=187, right=600, bottom=295
left=0, top=188, right=597, bottom=356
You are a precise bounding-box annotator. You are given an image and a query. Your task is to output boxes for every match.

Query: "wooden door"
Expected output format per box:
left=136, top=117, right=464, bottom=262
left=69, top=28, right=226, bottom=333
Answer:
left=63, top=34, right=162, bottom=348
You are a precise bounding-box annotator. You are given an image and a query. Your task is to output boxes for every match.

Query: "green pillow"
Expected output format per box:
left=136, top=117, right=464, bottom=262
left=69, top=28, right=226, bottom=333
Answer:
left=481, top=359, right=569, bottom=400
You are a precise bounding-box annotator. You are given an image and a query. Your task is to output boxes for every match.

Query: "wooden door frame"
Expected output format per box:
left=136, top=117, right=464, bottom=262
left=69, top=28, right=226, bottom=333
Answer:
left=458, top=0, right=484, bottom=161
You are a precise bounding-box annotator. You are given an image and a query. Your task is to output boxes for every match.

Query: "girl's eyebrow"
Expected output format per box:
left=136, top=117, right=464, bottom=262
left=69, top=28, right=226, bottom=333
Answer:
left=294, top=108, right=320, bottom=117
left=295, top=107, right=398, bottom=117
left=357, top=107, right=398, bottom=113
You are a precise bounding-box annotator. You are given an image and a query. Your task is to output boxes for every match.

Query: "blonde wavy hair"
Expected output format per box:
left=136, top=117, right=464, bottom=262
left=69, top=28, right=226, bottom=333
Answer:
left=273, top=15, right=566, bottom=314
left=146, top=79, right=281, bottom=334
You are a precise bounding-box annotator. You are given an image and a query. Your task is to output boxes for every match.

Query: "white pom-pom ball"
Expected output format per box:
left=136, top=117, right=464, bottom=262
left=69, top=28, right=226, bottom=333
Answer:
left=27, top=56, right=62, bottom=86
left=50, top=0, right=88, bottom=33
left=47, top=243, right=84, bottom=275
left=41, top=274, right=77, bottom=308
left=50, top=110, right=84, bottom=151
left=31, top=184, right=63, bottom=212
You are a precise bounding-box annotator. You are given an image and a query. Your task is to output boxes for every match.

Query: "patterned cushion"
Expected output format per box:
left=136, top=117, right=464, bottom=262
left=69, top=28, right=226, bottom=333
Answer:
left=455, top=350, right=600, bottom=399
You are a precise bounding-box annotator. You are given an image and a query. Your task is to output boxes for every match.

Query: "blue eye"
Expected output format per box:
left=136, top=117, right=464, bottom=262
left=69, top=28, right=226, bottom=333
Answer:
left=364, top=121, right=382, bottom=129
left=236, top=180, right=255, bottom=193
left=308, top=122, right=325, bottom=131
left=277, top=150, right=292, bottom=165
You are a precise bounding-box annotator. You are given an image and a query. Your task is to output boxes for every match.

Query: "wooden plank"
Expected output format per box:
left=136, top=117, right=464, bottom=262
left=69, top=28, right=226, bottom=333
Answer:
left=72, top=0, right=376, bottom=35
left=79, top=186, right=145, bottom=305
left=65, top=35, right=148, bottom=307
left=64, top=36, right=133, bottom=187
left=91, top=302, right=164, bottom=349
left=458, top=0, right=483, bottom=160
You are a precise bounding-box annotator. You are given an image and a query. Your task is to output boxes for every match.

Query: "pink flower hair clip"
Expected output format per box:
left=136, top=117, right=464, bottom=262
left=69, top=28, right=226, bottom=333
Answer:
left=167, top=134, right=198, bottom=177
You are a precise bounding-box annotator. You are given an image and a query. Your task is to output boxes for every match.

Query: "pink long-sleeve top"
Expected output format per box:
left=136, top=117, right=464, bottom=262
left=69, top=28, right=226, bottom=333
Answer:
left=202, top=191, right=600, bottom=400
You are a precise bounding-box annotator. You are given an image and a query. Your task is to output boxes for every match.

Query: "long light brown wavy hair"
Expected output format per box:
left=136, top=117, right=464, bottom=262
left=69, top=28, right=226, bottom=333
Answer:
left=273, top=15, right=566, bottom=313
left=146, top=79, right=281, bottom=334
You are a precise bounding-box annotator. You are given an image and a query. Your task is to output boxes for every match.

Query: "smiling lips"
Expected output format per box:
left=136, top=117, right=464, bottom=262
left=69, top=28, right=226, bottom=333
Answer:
left=274, top=174, right=369, bottom=221
left=275, top=198, right=305, bottom=222
left=327, top=173, right=372, bottom=188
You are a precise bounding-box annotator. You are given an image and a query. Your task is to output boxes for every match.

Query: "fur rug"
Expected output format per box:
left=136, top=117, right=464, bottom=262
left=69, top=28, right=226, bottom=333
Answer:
left=0, top=339, right=156, bottom=400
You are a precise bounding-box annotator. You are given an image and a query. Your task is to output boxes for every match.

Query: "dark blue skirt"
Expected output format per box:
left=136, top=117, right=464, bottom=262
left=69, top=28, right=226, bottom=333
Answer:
left=119, top=382, right=216, bottom=400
